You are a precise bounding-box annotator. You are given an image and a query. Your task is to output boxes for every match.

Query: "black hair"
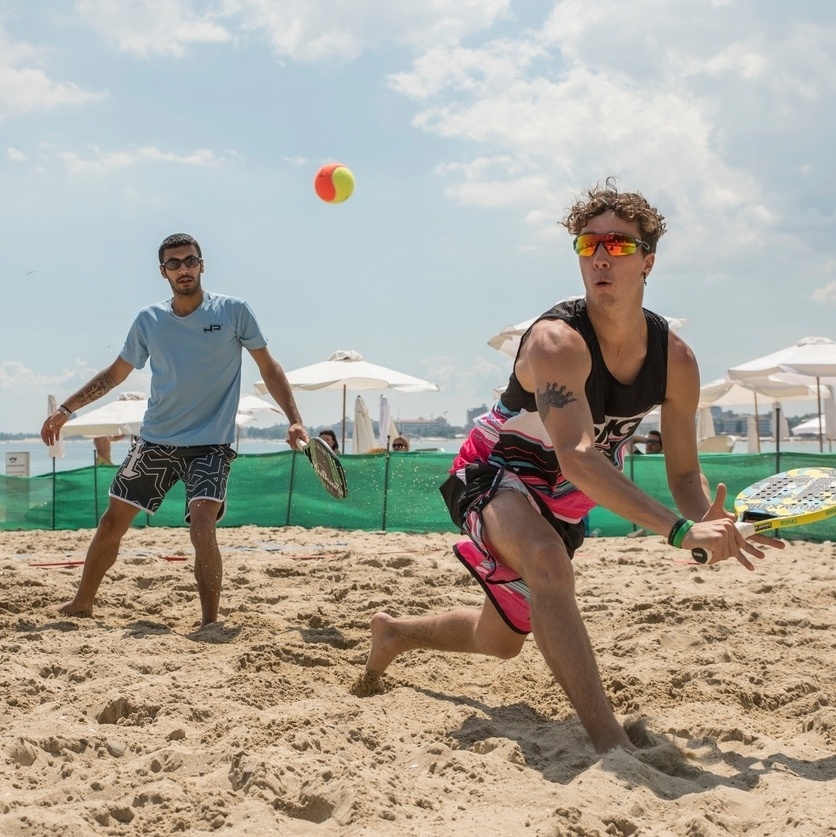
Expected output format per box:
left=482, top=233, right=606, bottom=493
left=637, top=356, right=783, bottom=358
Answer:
left=158, top=233, right=202, bottom=264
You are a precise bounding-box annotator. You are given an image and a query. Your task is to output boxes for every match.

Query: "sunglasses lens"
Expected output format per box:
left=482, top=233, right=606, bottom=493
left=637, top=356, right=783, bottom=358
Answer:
left=163, top=256, right=200, bottom=269
left=573, top=234, right=640, bottom=257
left=604, top=235, right=638, bottom=256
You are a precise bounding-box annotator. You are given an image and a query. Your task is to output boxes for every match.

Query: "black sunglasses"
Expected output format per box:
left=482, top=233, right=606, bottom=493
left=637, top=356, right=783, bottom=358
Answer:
left=161, top=255, right=201, bottom=270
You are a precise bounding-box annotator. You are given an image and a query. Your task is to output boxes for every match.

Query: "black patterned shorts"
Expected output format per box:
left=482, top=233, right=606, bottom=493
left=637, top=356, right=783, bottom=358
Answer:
left=110, top=438, right=236, bottom=523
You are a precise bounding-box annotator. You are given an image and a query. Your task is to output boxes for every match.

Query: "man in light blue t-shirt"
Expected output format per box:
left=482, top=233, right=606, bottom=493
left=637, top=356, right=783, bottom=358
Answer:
left=41, top=233, right=308, bottom=627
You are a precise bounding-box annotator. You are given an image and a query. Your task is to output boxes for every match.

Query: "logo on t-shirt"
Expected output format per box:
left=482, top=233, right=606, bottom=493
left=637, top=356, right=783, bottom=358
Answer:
left=203, top=324, right=222, bottom=333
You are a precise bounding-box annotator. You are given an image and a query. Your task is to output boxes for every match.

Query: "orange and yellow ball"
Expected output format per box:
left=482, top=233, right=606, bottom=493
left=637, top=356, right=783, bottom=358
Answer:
left=314, top=163, right=355, bottom=204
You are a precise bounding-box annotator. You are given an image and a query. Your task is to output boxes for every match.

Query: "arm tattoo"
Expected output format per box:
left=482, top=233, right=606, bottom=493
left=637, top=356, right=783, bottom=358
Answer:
left=74, top=372, right=117, bottom=408
left=536, top=382, right=577, bottom=424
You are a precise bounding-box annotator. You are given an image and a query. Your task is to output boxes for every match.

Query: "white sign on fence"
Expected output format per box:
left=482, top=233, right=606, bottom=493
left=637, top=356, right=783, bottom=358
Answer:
left=5, top=452, right=30, bottom=476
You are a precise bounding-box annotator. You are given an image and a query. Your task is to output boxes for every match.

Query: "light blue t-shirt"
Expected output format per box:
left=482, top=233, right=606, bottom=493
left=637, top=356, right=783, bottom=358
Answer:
left=120, top=291, right=267, bottom=445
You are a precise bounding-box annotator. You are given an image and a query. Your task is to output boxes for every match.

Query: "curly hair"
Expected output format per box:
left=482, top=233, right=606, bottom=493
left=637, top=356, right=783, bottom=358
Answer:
left=561, top=177, right=667, bottom=252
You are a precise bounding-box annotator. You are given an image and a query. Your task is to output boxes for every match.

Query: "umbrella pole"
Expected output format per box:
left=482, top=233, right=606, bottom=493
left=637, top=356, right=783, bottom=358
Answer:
left=754, top=393, right=760, bottom=453
left=341, top=386, right=347, bottom=453
left=382, top=450, right=391, bottom=531
left=285, top=448, right=298, bottom=526
left=774, top=405, right=781, bottom=474
left=817, top=378, right=823, bottom=453
left=52, top=457, right=57, bottom=531
left=93, top=449, right=99, bottom=524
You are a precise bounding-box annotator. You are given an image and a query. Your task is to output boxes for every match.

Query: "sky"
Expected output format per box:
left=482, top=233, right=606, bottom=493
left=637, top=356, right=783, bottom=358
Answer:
left=1, top=0, right=835, bottom=434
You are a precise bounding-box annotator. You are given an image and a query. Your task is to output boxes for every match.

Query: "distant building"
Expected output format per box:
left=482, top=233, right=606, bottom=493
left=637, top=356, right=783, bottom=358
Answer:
left=713, top=409, right=771, bottom=437
left=399, top=415, right=451, bottom=437
left=466, top=404, right=489, bottom=426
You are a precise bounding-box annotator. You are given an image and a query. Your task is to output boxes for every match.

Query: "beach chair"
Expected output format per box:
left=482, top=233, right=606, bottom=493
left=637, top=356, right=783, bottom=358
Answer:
left=697, top=435, right=736, bottom=453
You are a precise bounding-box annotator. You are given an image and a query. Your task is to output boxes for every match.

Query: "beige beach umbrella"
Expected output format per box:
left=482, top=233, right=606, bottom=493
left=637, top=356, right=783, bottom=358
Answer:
left=235, top=394, right=285, bottom=448
left=728, top=337, right=836, bottom=451
left=47, top=394, right=65, bottom=459
left=352, top=396, right=376, bottom=454
left=62, top=392, right=147, bottom=438
left=255, top=350, right=438, bottom=451
left=488, top=298, right=688, bottom=359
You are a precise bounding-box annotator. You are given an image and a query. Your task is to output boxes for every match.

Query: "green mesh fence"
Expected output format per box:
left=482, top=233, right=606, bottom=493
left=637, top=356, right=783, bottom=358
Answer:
left=586, top=452, right=836, bottom=542
left=3, top=450, right=836, bottom=541
left=0, top=451, right=457, bottom=533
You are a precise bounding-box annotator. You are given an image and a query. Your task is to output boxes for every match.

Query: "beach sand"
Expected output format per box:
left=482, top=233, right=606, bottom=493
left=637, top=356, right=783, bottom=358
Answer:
left=2, top=526, right=836, bottom=836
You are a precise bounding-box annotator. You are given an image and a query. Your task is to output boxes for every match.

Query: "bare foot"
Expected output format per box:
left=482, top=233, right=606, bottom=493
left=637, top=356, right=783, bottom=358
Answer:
left=365, top=612, right=406, bottom=676
left=57, top=600, right=93, bottom=618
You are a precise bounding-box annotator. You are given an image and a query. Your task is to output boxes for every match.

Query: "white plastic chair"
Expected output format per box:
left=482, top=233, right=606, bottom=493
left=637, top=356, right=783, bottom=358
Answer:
left=697, top=435, right=736, bottom=453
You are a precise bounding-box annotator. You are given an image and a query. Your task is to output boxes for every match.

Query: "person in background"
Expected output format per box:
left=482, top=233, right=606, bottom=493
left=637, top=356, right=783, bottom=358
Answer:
left=93, top=434, right=124, bottom=466
left=391, top=436, right=410, bottom=452
left=361, top=179, right=778, bottom=755
left=319, top=429, right=339, bottom=452
left=633, top=429, right=663, bottom=454
left=41, top=232, right=308, bottom=628
left=644, top=429, right=663, bottom=453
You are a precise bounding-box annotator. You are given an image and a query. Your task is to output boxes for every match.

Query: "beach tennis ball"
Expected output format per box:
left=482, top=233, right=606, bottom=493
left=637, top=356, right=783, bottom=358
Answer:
left=314, top=163, right=355, bottom=203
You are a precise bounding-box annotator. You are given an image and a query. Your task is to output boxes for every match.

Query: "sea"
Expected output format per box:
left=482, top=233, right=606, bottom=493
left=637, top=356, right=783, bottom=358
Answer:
left=1, top=437, right=462, bottom=477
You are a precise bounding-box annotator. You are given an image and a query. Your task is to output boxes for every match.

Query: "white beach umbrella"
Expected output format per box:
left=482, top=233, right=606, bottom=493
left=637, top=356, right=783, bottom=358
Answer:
left=47, top=394, right=65, bottom=459
left=770, top=403, right=790, bottom=441
left=747, top=415, right=760, bottom=453
left=728, top=337, right=836, bottom=451
left=235, top=394, right=285, bottom=448
left=353, top=395, right=376, bottom=454
left=698, top=376, right=823, bottom=407
left=47, top=393, right=65, bottom=529
left=62, top=392, right=147, bottom=438
left=488, top=299, right=688, bottom=359
left=236, top=394, right=284, bottom=425
left=727, top=336, right=836, bottom=383
left=378, top=395, right=400, bottom=449
left=256, top=350, right=438, bottom=450
left=791, top=415, right=825, bottom=436
left=699, top=376, right=827, bottom=453
left=791, top=388, right=836, bottom=442
left=696, top=407, right=716, bottom=442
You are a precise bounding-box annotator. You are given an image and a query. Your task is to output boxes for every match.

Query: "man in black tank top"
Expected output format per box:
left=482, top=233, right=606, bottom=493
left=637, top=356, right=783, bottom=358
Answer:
left=362, top=180, right=780, bottom=754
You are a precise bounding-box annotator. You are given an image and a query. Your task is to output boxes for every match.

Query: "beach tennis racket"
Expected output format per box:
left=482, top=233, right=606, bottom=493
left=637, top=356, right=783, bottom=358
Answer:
left=296, top=438, right=348, bottom=500
left=691, top=467, right=836, bottom=563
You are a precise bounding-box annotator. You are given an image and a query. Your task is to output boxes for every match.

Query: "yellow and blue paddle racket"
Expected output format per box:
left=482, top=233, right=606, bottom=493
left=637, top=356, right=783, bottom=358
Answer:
left=692, top=467, right=836, bottom=563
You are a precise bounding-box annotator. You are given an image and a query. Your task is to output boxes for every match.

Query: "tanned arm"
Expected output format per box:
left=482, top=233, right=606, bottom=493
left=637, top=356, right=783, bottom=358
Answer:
left=247, top=347, right=308, bottom=451
left=41, top=357, right=135, bottom=446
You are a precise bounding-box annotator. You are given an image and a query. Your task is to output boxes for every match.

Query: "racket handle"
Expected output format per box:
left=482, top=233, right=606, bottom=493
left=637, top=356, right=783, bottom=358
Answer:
left=690, top=521, right=757, bottom=564
left=296, top=440, right=306, bottom=452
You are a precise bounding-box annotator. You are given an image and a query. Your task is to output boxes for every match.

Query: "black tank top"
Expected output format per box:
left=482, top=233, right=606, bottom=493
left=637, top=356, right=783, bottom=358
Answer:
left=501, top=297, right=669, bottom=465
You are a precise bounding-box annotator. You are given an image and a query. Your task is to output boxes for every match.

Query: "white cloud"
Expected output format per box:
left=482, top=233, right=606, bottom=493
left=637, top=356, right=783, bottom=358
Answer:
left=0, top=62, right=106, bottom=119
left=234, top=0, right=512, bottom=62
left=75, top=0, right=232, bottom=57
left=812, top=283, right=836, bottom=304
left=77, top=0, right=512, bottom=62
left=53, top=144, right=239, bottom=177
left=0, top=361, right=87, bottom=399
left=383, top=0, right=836, bottom=278
left=6, top=148, right=26, bottom=163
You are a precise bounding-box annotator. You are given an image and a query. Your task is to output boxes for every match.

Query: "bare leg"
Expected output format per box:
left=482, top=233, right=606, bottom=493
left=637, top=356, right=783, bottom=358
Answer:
left=481, top=491, right=633, bottom=754
left=365, top=598, right=525, bottom=676
left=58, top=497, right=138, bottom=617
left=189, top=499, right=223, bottom=627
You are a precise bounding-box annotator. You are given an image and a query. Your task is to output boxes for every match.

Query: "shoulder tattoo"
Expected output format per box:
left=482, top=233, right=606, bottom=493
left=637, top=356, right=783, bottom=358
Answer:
left=536, top=382, right=577, bottom=423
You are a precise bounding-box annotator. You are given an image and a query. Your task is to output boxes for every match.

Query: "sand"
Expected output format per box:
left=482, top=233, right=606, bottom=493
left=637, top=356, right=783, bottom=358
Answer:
left=2, top=525, right=836, bottom=836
